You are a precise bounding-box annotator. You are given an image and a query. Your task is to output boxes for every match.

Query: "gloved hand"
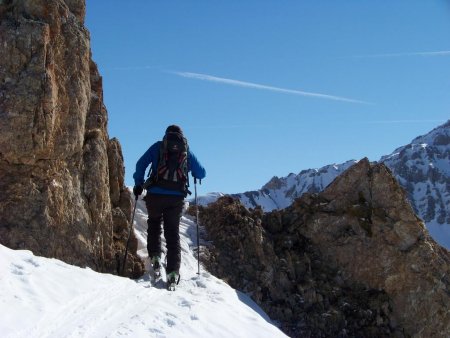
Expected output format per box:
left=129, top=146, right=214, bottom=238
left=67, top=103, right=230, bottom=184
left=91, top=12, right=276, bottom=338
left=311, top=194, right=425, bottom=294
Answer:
left=133, top=185, right=143, bottom=197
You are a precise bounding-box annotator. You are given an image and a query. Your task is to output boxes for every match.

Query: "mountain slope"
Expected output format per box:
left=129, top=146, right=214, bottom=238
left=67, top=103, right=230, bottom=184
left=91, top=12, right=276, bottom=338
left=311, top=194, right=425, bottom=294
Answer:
left=0, top=201, right=286, bottom=338
left=231, top=121, right=450, bottom=248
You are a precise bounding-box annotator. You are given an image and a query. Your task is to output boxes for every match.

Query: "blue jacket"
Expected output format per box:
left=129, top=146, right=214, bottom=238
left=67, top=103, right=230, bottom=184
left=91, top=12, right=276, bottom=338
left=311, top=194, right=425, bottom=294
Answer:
left=133, top=141, right=206, bottom=196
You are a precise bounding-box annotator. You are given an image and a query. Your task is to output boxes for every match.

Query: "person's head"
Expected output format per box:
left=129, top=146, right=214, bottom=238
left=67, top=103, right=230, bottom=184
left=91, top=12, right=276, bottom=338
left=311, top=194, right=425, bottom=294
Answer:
left=166, top=125, right=183, bottom=135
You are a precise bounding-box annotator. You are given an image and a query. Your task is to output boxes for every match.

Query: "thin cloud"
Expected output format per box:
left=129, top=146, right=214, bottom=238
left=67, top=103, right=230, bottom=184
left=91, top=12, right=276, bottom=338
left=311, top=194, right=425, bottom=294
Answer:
left=352, top=50, right=450, bottom=58
left=365, top=119, right=446, bottom=124
left=169, top=71, right=371, bottom=104
left=112, top=66, right=155, bottom=71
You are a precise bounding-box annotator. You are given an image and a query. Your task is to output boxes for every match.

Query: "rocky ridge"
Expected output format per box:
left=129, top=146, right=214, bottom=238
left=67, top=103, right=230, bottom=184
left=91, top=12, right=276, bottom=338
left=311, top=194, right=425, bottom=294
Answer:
left=0, top=0, right=143, bottom=277
left=199, top=159, right=450, bottom=337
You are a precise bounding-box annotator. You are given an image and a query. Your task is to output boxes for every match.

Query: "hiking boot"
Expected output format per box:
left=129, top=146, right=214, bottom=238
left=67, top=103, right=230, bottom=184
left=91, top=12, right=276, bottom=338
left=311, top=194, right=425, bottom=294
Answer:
left=151, top=256, right=161, bottom=276
left=167, top=271, right=180, bottom=291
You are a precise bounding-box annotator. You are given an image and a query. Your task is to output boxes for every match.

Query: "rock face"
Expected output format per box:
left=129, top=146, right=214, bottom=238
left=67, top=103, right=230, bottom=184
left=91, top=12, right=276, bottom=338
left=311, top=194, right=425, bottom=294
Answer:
left=199, top=159, right=450, bottom=337
left=0, top=0, right=143, bottom=278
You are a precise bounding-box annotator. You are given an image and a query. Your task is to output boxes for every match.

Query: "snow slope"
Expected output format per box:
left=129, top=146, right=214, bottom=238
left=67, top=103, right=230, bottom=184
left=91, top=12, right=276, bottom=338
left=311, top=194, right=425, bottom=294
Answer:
left=0, top=200, right=287, bottom=338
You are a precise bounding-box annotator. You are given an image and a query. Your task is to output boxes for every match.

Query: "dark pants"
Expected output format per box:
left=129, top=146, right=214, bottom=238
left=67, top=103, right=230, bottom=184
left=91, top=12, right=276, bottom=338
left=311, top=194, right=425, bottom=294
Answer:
left=145, top=194, right=184, bottom=274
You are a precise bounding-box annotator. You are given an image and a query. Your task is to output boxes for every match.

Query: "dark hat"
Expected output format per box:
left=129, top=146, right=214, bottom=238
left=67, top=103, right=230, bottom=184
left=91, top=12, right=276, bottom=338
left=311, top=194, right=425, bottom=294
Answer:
left=166, top=125, right=183, bottom=134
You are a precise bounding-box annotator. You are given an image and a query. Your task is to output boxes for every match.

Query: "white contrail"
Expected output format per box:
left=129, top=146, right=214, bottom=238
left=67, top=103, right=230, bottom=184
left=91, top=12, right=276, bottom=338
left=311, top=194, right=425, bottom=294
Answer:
left=170, top=71, right=371, bottom=104
left=352, top=50, right=450, bottom=58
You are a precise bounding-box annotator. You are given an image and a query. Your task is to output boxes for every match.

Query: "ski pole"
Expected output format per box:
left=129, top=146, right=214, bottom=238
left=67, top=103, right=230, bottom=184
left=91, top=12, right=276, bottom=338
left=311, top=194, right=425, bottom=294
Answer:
left=194, top=178, right=200, bottom=275
left=122, top=195, right=138, bottom=276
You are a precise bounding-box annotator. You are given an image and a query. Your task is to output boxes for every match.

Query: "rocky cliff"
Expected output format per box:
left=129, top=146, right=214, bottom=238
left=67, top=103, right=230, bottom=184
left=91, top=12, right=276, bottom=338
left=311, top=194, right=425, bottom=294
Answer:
left=0, top=0, right=143, bottom=277
left=199, top=159, right=450, bottom=337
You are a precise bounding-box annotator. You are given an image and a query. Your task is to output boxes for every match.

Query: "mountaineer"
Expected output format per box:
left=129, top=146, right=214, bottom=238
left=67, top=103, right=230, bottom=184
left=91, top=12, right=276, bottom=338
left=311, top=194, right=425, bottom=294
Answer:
left=133, top=125, right=206, bottom=290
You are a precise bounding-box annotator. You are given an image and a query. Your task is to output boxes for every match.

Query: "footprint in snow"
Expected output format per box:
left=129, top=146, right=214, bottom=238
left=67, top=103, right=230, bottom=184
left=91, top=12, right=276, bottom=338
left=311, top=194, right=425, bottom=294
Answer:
left=179, top=299, right=193, bottom=308
left=11, top=264, right=25, bottom=275
left=25, top=258, right=39, bottom=267
left=195, top=280, right=207, bottom=288
left=166, top=318, right=176, bottom=327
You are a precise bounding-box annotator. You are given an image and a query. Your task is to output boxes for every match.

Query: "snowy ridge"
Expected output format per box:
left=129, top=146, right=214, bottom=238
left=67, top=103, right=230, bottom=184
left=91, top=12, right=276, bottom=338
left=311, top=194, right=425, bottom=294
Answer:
left=232, top=160, right=358, bottom=212
left=0, top=200, right=287, bottom=338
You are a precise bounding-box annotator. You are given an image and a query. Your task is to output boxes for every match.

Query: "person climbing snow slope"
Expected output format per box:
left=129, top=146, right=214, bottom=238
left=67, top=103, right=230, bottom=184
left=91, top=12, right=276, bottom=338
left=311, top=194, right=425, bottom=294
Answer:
left=133, top=125, right=206, bottom=290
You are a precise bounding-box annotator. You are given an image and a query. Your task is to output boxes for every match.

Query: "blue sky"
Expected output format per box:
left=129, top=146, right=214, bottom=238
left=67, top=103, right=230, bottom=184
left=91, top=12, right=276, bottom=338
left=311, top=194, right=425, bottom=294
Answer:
left=85, top=1, right=450, bottom=194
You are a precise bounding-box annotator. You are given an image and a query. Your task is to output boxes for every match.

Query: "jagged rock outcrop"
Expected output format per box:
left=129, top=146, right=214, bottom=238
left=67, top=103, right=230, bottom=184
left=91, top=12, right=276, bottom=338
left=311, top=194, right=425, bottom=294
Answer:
left=0, top=0, right=143, bottom=277
left=199, top=159, right=450, bottom=337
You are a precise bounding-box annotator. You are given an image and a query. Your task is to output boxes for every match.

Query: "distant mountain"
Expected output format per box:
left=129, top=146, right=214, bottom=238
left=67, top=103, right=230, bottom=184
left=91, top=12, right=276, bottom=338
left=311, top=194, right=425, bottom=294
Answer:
left=380, top=121, right=450, bottom=222
left=231, top=160, right=357, bottom=211
left=231, top=120, right=450, bottom=248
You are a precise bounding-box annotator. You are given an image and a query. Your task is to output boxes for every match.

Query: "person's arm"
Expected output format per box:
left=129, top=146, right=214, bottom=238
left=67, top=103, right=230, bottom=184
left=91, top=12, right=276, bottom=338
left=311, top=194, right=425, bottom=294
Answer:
left=133, top=143, right=157, bottom=186
left=188, top=150, right=206, bottom=180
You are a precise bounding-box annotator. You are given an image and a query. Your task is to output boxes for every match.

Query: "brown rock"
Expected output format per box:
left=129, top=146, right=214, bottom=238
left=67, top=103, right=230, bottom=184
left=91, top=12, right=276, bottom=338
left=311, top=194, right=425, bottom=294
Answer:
left=0, top=0, right=143, bottom=278
left=200, top=159, right=450, bottom=337
left=301, top=159, right=449, bottom=337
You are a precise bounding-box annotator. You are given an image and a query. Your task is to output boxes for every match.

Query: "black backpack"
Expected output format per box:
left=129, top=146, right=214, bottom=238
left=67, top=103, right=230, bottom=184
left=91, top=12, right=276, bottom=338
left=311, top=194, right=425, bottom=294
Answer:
left=149, top=131, right=190, bottom=194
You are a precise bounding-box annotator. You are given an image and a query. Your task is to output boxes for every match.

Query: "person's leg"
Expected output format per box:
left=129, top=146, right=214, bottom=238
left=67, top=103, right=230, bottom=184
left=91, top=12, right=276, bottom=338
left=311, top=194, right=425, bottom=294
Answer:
left=162, top=195, right=184, bottom=275
left=145, top=195, right=163, bottom=260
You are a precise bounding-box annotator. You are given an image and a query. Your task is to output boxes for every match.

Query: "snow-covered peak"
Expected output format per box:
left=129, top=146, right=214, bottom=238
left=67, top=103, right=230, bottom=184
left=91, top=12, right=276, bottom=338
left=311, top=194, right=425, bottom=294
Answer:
left=410, top=119, right=450, bottom=146
left=381, top=120, right=450, bottom=164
